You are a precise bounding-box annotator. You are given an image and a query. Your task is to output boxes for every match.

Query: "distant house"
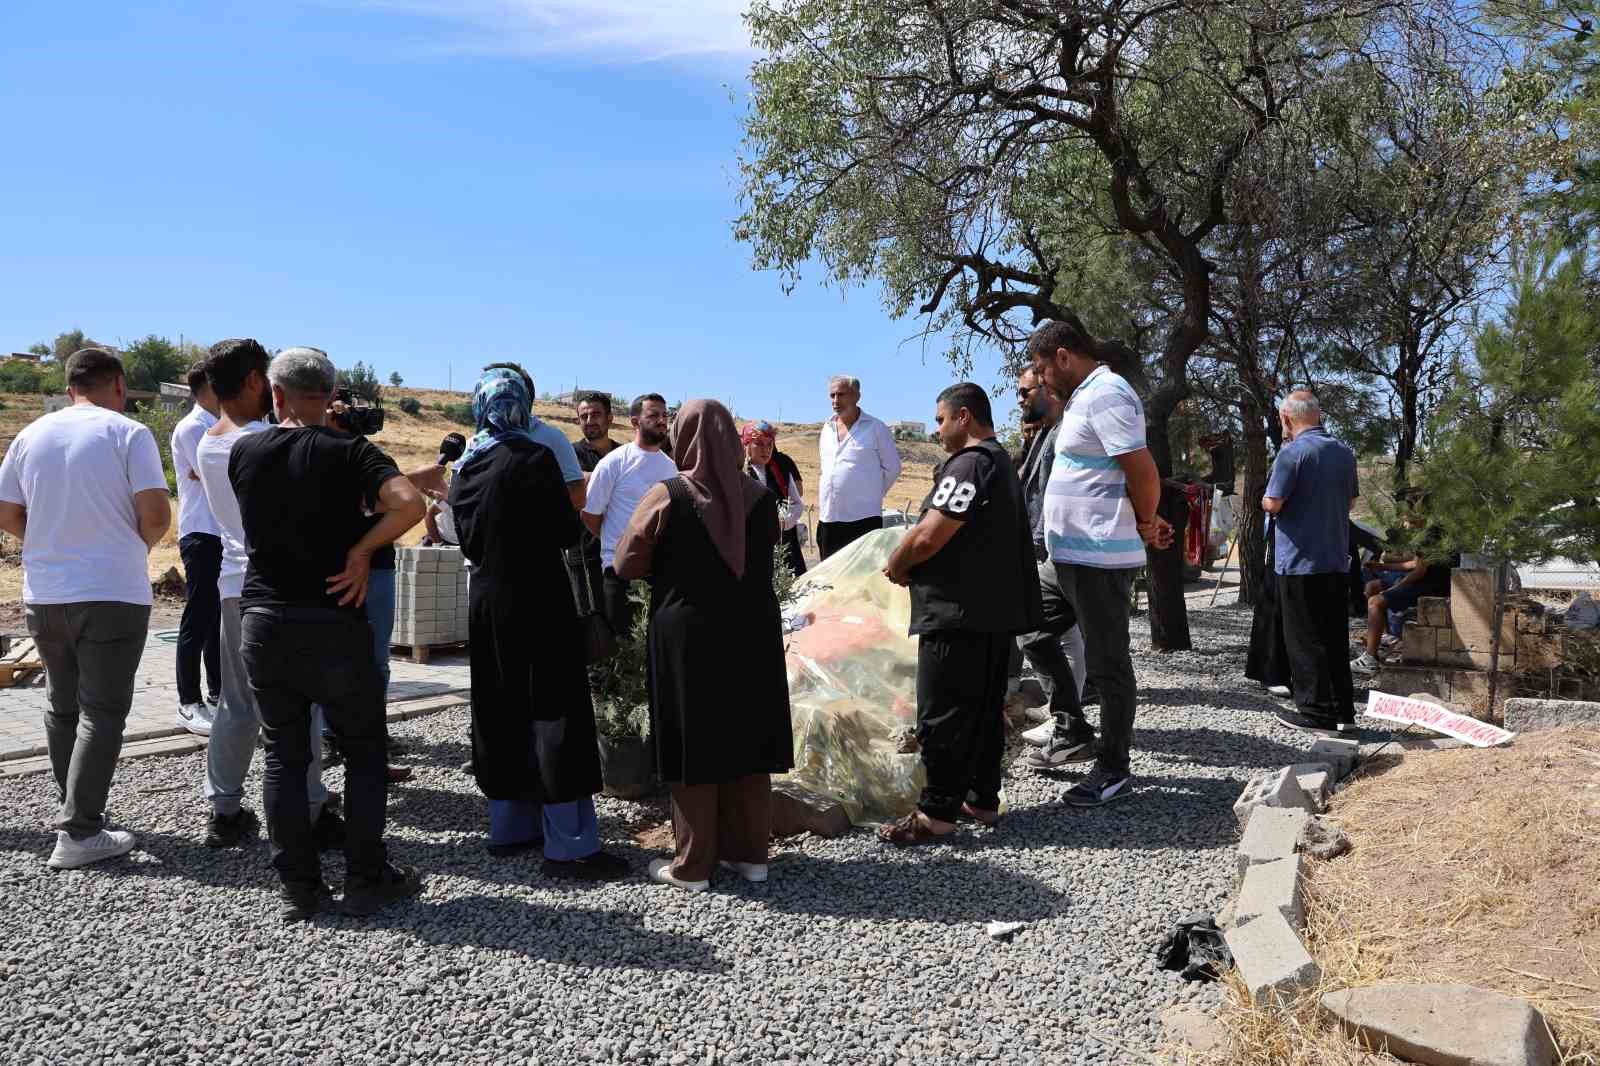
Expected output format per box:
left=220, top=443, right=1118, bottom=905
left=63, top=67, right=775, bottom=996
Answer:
left=6, top=352, right=41, bottom=362
left=891, top=420, right=929, bottom=441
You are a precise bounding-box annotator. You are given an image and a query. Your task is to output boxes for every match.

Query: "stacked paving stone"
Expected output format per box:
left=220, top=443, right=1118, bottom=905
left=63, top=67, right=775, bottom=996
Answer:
left=393, top=545, right=469, bottom=648
left=1379, top=570, right=1600, bottom=713
left=1223, top=737, right=1360, bottom=1005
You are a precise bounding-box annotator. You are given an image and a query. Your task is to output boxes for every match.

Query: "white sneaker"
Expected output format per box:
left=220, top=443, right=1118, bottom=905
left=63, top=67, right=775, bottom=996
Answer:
left=1350, top=652, right=1380, bottom=677
left=1021, top=720, right=1054, bottom=747
left=647, top=858, right=709, bottom=894
left=1266, top=685, right=1292, bottom=698
left=1380, top=633, right=1400, bottom=649
left=718, top=860, right=768, bottom=883
left=176, top=702, right=213, bottom=737
left=47, top=829, right=136, bottom=870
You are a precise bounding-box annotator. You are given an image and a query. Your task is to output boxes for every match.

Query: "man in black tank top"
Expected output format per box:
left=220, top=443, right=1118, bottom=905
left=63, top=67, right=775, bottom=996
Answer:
left=879, top=383, right=1042, bottom=845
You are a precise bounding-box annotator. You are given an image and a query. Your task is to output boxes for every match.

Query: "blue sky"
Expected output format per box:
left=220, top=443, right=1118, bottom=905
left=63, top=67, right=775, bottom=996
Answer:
left=0, top=1, right=1006, bottom=426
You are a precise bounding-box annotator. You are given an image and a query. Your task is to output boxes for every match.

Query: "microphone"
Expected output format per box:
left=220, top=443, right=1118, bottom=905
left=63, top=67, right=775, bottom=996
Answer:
left=437, top=433, right=467, bottom=466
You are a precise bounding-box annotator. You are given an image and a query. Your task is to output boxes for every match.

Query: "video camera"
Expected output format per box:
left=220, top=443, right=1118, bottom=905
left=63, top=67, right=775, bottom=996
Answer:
left=331, top=387, right=386, bottom=436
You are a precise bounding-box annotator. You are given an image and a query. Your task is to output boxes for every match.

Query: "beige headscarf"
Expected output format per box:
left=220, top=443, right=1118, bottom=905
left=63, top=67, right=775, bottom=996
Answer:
left=671, top=399, right=767, bottom=576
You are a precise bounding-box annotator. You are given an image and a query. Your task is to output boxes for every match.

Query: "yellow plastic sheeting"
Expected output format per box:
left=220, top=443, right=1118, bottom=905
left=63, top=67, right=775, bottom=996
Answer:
left=779, top=528, right=925, bottom=824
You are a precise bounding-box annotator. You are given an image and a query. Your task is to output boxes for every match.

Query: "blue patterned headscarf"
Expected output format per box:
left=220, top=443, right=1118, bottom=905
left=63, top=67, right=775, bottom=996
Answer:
left=457, top=367, right=535, bottom=471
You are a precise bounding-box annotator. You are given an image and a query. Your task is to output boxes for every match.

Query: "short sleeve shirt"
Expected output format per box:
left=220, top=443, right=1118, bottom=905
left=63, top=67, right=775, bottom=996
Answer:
left=1044, top=366, right=1148, bottom=570
left=228, top=426, right=402, bottom=612
left=526, top=416, right=583, bottom=484
left=1265, top=426, right=1358, bottom=575
left=909, top=438, right=1034, bottom=635
left=583, top=443, right=679, bottom=570
left=171, top=405, right=221, bottom=539
left=0, top=404, right=169, bottom=605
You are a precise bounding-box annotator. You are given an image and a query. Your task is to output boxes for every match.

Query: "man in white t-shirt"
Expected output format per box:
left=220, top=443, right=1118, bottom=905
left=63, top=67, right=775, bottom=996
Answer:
left=582, top=392, right=677, bottom=636
left=171, top=362, right=224, bottom=736
left=193, top=338, right=334, bottom=852
left=0, top=348, right=172, bottom=870
left=817, top=375, right=902, bottom=560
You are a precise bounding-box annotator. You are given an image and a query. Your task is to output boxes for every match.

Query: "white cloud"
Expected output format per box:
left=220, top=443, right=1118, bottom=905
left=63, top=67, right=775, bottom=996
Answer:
left=359, top=1, right=755, bottom=61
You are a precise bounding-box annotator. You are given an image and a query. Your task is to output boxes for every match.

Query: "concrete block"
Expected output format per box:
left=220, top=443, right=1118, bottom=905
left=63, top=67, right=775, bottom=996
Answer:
left=1504, top=697, right=1600, bottom=733
left=1515, top=632, right=1561, bottom=672
left=1234, top=855, right=1306, bottom=929
left=1451, top=570, right=1516, bottom=652
left=414, top=551, right=440, bottom=572
left=1292, top=763, right=1333, bottom=809
left=770, top=781, right=850, bottom=838
left=1515, top=605, right=1550, bottom=635
left=1321, top=983, right=1557, bottom=1066
left=1306, top=737, right=1359, bottom=779
left=1236, top=806, right=1310, bottom=880
left=1419, top=596, right=1451, bottom=628
left=1225, top=910, right=1321, bottom=1005
left=1234, top=767, right=1318, bottom=830
left=1401, top=623, right=1439, bottom=664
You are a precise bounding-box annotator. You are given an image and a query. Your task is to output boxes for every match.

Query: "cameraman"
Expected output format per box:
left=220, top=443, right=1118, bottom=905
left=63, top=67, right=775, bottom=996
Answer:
left=229, top=348, right=427, bottom=920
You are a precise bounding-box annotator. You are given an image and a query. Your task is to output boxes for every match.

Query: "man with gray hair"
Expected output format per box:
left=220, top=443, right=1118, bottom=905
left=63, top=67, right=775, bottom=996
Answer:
left=228, top=347, right=428, bottom=920
left=1262, top=389, right=1360, bottom=732
left=817, top=374, right=902, bottom=560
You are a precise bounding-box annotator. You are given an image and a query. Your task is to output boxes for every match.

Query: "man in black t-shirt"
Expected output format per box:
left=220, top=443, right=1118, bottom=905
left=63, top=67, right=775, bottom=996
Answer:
left=879, top=383, right=1041, bottom=846
left=571, top=391, right=621, bottom=614
left=229, top=348, right=427, bottom=922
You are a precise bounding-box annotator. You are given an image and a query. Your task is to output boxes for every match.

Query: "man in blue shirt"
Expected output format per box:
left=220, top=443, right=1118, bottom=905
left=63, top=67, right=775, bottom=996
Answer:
left=1262, top=391, right=1360, bottom=732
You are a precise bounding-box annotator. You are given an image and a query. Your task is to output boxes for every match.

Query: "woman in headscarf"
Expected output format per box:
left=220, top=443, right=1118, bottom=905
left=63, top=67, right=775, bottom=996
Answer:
left=447, top=365, right=628, bottom=882
left=614, top=400, right=793, bottom=893
left=740, top=419, right=807, bottom=576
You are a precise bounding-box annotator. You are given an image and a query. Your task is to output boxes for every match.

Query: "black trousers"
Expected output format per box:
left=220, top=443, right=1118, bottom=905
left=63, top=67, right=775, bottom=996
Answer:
left=176, top=533, right=222, bottom=705
left=1018, top=559, right=1088, bottom=735
left=780, top=527, right=807, bottom=576
left=602, top=567, right=638, bottom=640
left=1054, top=563, right=1137, bottom=775
left=816, top=516, right=883, bottom=561
left=240, top=608, right=388, bottom=886
left=1279, top=572, right=1356, bottom=723
left=915, top=631, right=1010, bottom=822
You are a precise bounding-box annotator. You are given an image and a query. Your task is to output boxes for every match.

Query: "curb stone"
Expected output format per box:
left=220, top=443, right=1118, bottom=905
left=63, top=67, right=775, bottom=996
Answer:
left=1234, top=855, right=1305, bottom=929
left=1225, top=910, right=1321, bottom=1005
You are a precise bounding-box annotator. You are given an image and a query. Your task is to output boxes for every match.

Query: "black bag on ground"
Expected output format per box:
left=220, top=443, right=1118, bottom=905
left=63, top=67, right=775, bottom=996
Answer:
left=564, top=547, right=617, bottom=663
left=1155, top=912, right=1234, bottom=983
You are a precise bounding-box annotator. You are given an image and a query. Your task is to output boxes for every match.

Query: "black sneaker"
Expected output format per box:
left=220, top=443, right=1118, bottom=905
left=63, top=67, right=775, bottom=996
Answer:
left=1063, top=767, right=1133, bottom=807
left=314, top=809, right=347, bottom=852
left=1025, top=729, right=1097, bottom=771
left=487, top=837, right=544, bottom=859
left=279, top=881, right=334, bottom=923
left=204, top=808, right=260, bottom=848
left=342, top=863, right=424, bottom=916
left=541, top=850, right=630, bottom=883
left=1275, top=708, right=1342, bottom=734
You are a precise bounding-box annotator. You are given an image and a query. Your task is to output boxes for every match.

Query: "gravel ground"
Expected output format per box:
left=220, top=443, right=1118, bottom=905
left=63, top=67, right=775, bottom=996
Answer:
left=0, top=599, right=1321, bottom=1066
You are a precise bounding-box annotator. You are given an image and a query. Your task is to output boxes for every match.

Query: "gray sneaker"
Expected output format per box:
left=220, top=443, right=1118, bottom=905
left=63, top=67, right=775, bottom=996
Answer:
left=1025, top=730, right=1096, bottom=771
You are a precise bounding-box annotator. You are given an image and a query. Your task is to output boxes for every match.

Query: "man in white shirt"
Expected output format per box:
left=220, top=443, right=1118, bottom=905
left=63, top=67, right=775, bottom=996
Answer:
left=193, top=339, right=335, bottom=852
left=171, top=362, right=224, bottom=736
left=0, top=348, right=172, bottom=869
left=816, top=375, right=902, bottom=560
left=582, top=392, right=678, bottom=635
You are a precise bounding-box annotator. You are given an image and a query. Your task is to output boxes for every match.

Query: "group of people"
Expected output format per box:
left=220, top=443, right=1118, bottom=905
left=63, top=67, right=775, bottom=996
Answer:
left=2, top=312, right=1246, bottom=918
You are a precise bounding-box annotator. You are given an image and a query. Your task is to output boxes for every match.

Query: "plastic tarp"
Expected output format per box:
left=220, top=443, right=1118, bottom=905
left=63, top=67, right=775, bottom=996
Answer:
left=778, top=528, right=926, bottom=824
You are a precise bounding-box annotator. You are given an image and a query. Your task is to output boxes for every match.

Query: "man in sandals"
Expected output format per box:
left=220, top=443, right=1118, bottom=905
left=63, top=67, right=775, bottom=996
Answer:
left=879, top=383, right=1041, bottom=845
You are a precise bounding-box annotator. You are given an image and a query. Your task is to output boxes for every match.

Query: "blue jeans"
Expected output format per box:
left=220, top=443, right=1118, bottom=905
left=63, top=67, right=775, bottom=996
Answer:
left=318, top=567, right=395, bottom=738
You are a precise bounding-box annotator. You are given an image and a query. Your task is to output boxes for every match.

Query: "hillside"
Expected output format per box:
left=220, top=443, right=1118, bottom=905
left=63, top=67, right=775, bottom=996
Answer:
left=0, top=389, right=945, bottom=602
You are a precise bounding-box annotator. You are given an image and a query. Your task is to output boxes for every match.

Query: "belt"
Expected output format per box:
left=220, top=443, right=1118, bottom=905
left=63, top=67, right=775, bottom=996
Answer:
left=241, top=605, right=361, bottom=624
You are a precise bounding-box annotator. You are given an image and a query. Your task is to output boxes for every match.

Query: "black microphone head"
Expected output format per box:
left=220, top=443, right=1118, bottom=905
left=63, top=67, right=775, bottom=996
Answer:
left=438, top=433, right=467, bottom=463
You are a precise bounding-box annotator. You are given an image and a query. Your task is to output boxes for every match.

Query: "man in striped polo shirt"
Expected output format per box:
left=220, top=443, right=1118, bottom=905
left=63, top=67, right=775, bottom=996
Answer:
left=1028, top=318, right=1172, bottom=806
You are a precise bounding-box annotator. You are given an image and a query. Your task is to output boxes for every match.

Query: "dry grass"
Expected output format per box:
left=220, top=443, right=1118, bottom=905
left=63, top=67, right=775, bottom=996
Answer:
left=1193, top=729, right=1600, bottom=1065
left=0, top=389, right=943, bottom=603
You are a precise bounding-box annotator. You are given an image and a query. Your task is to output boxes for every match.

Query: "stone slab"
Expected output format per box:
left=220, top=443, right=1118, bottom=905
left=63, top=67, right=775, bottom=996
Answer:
left=1237, top=807, right=1310, bottom=880
left=1321, top=983, right=1557, bottom=1066
left=1159, top=1005, right=1224, bottom=1055
left=770, top=781, right=850, bottom=839
left=1504, top=697, right=1600, bottom=734
left=1289, top=761, right=1333, bottom=809
left=1234, top=855, right=1305, bottom=929
left=1306, top=737, right=1360, bottom=779
left=1234, top=766, right=1318, bottom=830
left=1225, top=910, right=1320, bottom=1005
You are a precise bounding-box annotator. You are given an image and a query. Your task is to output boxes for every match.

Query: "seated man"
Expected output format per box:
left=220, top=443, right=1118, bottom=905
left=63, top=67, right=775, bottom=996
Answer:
left=1351, top=518, right=1456, bottom=676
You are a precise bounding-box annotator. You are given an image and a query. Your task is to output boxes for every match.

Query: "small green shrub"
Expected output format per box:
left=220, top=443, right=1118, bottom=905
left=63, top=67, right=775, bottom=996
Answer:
left=442, top=402, right=475, bottom=426
left=398, top=397, right=422, bottom=416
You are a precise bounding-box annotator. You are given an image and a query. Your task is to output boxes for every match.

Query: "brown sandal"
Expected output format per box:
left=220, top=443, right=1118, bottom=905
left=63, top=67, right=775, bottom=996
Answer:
left=878, top=812, right=955, bottom=847
left=959, top=803, right=1001, bottom=828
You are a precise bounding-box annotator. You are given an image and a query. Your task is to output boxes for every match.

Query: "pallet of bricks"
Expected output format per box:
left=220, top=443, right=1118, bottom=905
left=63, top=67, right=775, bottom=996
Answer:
left=393, top=545, right=469, bottom=663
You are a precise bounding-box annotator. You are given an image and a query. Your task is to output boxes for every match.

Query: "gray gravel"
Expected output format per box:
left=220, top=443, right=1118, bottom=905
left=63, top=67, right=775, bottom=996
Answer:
left=0, top=600, right=1317, bottom=1066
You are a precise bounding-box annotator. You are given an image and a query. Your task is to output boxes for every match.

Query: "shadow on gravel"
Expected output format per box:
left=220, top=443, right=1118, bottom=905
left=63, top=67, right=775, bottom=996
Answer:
left=760, top=852, right=1064, bottom=923
left=996, top=775, right=1244, bottom=853
left=1138, top=687, right=1287, bottom=717
left=1133, top=724, right=1311, bottom=769
left=394, top=895, right=731, bottom=973
left=386, top=783, right=488, bottom=834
